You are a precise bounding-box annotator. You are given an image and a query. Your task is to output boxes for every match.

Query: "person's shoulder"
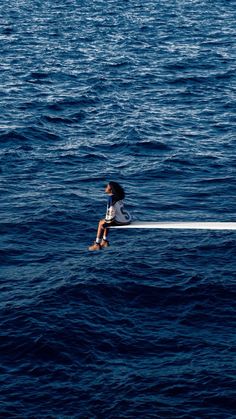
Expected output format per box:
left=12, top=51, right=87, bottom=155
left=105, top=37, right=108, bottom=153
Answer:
left=108, top=195, right=113, bottom=205
left=112, top=194, right=121, bottom=205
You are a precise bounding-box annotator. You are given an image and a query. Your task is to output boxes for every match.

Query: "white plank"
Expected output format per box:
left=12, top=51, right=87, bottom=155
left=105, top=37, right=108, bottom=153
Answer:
left=110, top=221, right=236, bottom=230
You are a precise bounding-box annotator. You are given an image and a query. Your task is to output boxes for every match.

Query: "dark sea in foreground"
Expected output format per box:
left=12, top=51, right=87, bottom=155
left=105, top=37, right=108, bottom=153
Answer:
left=1, top=0, right=236, bottom=417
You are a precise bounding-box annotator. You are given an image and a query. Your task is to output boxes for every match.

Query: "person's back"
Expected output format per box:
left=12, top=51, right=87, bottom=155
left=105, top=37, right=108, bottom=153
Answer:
left=108, top=197, right=131, bottom=224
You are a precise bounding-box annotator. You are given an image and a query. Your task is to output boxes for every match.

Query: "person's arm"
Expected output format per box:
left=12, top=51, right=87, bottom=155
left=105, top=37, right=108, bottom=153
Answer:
left=105, top=196, right=116, bottom=222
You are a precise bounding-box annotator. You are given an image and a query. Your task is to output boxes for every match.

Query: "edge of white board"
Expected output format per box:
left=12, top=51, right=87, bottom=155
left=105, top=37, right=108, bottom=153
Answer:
left=110, top=221, right=236, bottom=230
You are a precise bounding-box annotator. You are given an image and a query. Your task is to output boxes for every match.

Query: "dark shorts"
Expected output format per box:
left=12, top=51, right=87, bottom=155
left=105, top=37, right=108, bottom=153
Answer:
left=102, top=220, right=131, bottom=229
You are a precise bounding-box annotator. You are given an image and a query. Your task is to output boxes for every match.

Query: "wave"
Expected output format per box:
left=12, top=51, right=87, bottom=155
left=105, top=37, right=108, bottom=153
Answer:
left=0, top=127, right=61, bottom=145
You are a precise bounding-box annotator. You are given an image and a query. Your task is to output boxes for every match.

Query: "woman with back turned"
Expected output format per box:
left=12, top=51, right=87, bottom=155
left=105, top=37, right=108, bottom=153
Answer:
left=89, top=181, right=132, bottom=250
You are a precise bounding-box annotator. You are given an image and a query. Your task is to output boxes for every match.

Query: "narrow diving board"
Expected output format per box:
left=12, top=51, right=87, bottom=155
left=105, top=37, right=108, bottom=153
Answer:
left=110, top=221, right=236, bottom=230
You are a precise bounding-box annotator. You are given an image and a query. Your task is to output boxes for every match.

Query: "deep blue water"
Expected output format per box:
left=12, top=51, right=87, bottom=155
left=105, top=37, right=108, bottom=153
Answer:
left=1, top=0, right=236, bottom=417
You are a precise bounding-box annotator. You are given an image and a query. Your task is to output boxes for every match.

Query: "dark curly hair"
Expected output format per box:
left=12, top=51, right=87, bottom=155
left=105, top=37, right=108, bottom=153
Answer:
left=108, top=181, right=125, bottom=200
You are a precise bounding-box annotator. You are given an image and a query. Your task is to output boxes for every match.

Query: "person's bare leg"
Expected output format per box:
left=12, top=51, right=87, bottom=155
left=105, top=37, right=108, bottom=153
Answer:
left=100, top=225, right=110, bottom=247
left=102, top=227, right=109, bottom=240
left=89, top=219, right=111, bottom=250
left=89, top=219, right=106, bottom=250
left=96, top=219, right=106, bottom=241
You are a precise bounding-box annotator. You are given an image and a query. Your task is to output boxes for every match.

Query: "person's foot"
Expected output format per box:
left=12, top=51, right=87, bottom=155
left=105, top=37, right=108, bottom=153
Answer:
left=100, top=240, right=109, bottom=248
left=88, top=242, right=102, bottom=251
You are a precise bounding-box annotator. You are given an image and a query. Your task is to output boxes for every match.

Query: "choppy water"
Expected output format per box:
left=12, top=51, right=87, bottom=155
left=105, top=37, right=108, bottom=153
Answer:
left=1, top=0, right=236, bottom=417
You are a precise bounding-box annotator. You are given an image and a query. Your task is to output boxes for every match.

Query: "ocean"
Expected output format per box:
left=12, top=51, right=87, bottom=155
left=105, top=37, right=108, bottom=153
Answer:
left=0, top=0, right=236, bottom=417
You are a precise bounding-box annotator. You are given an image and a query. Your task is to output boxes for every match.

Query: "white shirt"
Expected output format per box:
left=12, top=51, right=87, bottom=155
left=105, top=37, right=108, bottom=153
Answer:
left=105, top=196, right=131, bottom=224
